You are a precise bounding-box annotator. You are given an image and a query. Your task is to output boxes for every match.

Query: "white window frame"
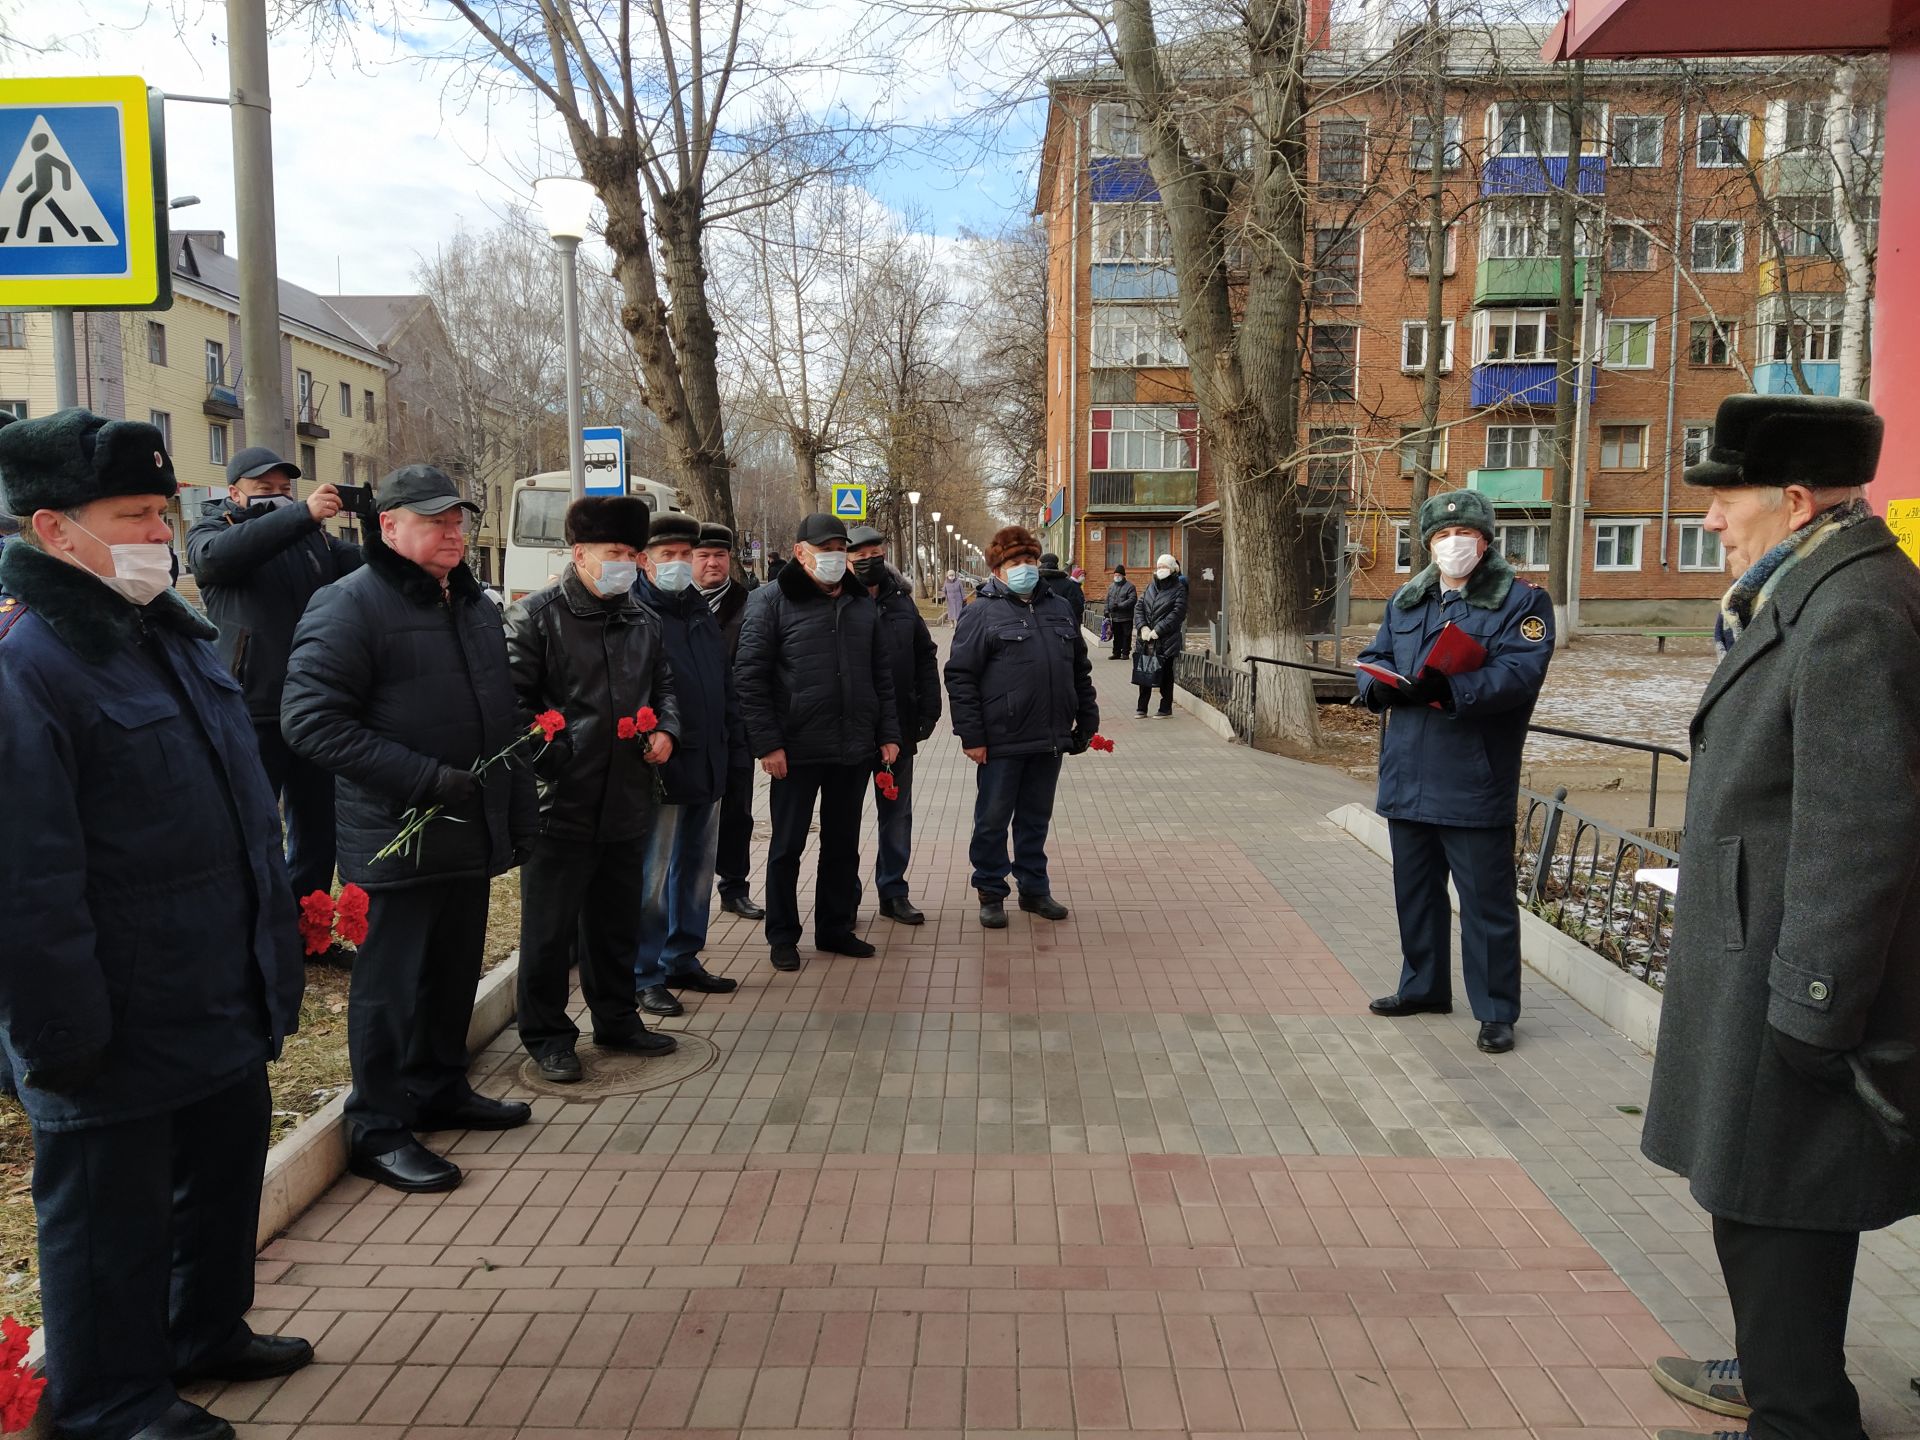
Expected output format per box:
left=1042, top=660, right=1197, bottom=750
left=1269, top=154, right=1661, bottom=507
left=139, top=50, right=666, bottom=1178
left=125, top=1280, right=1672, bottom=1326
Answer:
left=338, top=381, right=353, bottom=417
left=1696, top=113, right=1747, bottom=167
left=1494, top=521, right=1551, bottom=572
left=1688, top=320, right=1737, bottom=367
left=145, top=321, right=167, bottom=366
left=208, top=422, right=228, bottom=466
left=1092, top=203, right=1172, bottom=262
left=1406, top=223, right=1458, bottom=277
left=1676, top=520, right=1726, bottom=572
left=1393, top=520, right=1412, bottom=573
left=1611, top=114, right=1664, bottom=166
left=1410, top=114, right=1464, bottom=170
left=1759, top=293, right=1844, bottom=364
left=1091, top=303, right=1187, bottom=368
left=1092, top=102, right=1143, bottom=157
left=1489, top=100, right=1608, bottom=158
left=1598, top=423, right=1650, bottom=470
left=1603, top=318, right=1656, bottom=370
left=1775, top=193, right=1835, bottom=258
left=1682, top=424, right=1714, bottom=468
left=1485, top=424, right=1556, bottom=469
left=1317, top=118, right=1368, bottom=195
left=1606, top=221, right=1655, bottom=272
left=1398, top=425, right=1449, bottom=475
left=1399, top=319, right=1456, bottom=373
left=149, top=409, right=171, bottom=449
left=204, top=340, right=225, bottom=384
left=1690, top=220, right=1744, bottom=272
left=1474, top=308, right=1559, bottom=364
left=1593, top=520, right=1646, bottom=572
left=1088, top=405, right=1199, bottom=472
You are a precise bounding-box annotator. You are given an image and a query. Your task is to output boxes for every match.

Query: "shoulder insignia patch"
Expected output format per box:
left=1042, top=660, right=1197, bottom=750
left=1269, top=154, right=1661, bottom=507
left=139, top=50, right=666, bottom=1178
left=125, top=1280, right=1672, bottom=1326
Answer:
left=1520, top=615, right=1547, bottom=643
left=0, top=595, right=26, bottom=642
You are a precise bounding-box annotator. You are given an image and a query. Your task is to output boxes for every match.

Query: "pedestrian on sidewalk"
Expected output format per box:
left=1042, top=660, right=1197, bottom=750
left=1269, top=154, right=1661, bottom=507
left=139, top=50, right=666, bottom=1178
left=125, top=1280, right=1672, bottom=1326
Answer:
left=283, top=464, right=537, bottom=1193
left=1356, top=488, right=1554, bottom=1056
left=848, top=524, right=942, bottom=926
left=1106, top=565, right=1137, bottom=659
left=633, top=513, right=744, bottom=1016
left=1132, top=553, right=1187, bottom=716
left=698, top=524, right=766, bottom=921
left=1039, top=551, right=1085, bottom=627
left=734, top=514, right=901, bottom=973
left=1636, top=395, right=1920, bottom=1440
left=943, top=569, right=966, bottom=625
left=504, top=496, right=683, bottom=1083
left=186, top=445, right=361, bottom=948
left=0, top=409, right=313, bottom=1440
left=945, top=524, right=1098, bottom=930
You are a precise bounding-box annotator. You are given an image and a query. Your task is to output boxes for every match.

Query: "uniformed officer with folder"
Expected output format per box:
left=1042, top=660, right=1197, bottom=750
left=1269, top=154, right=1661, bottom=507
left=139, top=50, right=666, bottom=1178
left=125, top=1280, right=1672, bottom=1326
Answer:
left=1355, top=489, right=1555, bottom=1053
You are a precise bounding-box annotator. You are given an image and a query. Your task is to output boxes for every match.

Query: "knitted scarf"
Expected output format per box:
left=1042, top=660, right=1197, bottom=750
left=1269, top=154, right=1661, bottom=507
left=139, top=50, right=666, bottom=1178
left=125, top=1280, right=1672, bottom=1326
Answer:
left=1716, top=496, right=1873, bottom=657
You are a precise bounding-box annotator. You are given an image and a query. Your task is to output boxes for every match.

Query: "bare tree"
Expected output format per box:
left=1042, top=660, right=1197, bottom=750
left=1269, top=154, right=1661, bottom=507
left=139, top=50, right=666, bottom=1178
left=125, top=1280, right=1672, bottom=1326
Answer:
left=956, top=221, right=1049, bottom=519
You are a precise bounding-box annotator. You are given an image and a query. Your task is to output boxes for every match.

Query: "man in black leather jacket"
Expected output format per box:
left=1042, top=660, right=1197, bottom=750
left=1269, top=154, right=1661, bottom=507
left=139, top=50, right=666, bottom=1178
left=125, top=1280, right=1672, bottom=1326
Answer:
left=504, top=495, right=683, bottom=1083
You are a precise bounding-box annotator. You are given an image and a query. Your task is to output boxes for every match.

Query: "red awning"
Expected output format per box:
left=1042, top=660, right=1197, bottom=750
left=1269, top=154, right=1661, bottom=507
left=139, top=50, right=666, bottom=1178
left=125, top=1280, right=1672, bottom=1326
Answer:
left=1542, top=0, right=1911, bottom=61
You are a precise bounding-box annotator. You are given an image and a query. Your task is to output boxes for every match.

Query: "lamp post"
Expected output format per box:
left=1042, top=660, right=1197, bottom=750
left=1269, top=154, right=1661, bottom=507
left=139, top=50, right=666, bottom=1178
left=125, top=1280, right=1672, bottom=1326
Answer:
left=907, top=490, right=922, bottom=596
left=535, top=176, right=596, bottom=502
left=946, top=523, right=955, bottom=576
left=930, top=511, right=942, bottom=578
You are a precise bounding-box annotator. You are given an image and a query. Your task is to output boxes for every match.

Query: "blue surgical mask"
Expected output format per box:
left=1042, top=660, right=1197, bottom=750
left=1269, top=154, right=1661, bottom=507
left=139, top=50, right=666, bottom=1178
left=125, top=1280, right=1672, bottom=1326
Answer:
left=1006, top=563, right=1040, bottom=596
left=592, top=559, right=637, bottom=597
left=653, top=559, right=693, bottom=592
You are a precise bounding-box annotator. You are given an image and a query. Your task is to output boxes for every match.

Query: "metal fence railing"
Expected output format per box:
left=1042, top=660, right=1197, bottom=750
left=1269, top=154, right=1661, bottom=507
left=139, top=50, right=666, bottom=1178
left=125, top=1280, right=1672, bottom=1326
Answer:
left=1173, top=652, right=1255, bottom=741
left=1517, top=786, right=1679, bottom=988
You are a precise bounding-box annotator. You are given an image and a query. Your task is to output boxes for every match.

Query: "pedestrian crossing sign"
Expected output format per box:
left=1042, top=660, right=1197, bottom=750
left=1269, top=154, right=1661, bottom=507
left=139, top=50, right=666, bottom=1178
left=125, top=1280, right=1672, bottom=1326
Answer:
left=831, top=483, right=867, bottom=521
left=0, top=77, right=169, bottom=310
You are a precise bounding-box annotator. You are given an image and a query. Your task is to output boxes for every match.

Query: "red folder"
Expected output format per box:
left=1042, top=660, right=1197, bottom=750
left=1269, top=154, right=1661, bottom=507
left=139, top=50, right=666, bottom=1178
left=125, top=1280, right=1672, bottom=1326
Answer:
left=1356, top=622, right=1488, bottom=702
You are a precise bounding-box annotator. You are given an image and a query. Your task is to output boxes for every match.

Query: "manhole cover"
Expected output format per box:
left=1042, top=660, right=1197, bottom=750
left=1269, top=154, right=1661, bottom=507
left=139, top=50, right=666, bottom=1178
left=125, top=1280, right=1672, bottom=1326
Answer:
left=512, top=1033, right=719, bottom=1099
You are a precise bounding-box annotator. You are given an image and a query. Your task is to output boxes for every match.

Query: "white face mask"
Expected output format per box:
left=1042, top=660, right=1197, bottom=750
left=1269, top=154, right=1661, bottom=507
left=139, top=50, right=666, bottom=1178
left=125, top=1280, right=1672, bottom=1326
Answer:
left=66, top=517, right=175, bottom=606
left=809, top=551, right=848, bottom=584
left=591, top=559, right=637, bottom=597
left=1154, top=566, right=1172, bottom=581
left=652, top=559, right=693, bottom=592
left=1431, top=534, right=1485, bottom=580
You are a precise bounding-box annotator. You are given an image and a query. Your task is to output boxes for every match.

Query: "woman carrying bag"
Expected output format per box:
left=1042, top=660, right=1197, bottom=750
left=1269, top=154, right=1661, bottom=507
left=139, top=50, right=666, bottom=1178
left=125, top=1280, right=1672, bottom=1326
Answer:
left=1132, top=554, right=1188, bottom=717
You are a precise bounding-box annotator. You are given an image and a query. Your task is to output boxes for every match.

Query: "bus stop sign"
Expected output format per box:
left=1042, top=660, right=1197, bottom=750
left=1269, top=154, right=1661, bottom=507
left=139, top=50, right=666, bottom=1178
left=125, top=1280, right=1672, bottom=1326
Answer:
left=582, top=426, right=625, bottom=495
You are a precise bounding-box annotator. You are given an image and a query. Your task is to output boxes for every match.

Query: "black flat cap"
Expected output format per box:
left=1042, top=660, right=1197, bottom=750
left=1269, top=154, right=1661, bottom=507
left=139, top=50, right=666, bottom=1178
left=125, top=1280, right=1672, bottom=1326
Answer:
left=647, top=512, right=702, bottom=546
left=227, top=445, right=300, bottom=486
left=376, top=463, right=479, bottom=515
left=796, top=514, right=848, bottom=545
left=0, top=407, right=176, bottom=515
left=695, top=522, right=734, bottom=550
left=846, top=524, right=886, bottom=548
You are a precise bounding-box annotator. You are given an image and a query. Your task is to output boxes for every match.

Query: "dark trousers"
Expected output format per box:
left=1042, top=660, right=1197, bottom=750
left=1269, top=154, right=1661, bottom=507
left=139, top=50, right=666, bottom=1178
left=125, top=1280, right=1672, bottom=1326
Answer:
left=1715, top=1215, right=1864, bottom=1440
left=1137, top=674, right=1174, bottom=713
left=346, top=877, right=489, bottom=1153
left=715, top=763, right=755, bottom=902
left=1387, top=819, right=1522, bottom=1022
left=765, top=763, right=865, bottom=947
left=254, top=720, right=337, bottom=900
left=1110, top=616, right=1133, bottom=658
left=36, top=1067, right=270, bottom=1440
left=970, top=752, right=1062, bottom=899
left=874, top=753, right=916, bottom=900
left=518, top=835, right=646, bottom=1058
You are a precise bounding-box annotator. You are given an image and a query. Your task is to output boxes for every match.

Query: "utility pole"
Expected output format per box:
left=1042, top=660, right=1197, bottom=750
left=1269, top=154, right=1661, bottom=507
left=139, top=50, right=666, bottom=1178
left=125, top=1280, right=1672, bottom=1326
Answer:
left=227, top=0, right=286, bottom=457
left=51, top=310, right=78, bottom=409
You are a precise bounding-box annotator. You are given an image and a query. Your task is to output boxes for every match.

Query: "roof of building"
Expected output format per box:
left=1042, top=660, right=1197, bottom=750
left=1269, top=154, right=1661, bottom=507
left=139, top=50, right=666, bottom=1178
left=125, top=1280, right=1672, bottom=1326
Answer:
left=323, top=294, right=430, bottom=349
left=171, top=232, right=392, bottom=366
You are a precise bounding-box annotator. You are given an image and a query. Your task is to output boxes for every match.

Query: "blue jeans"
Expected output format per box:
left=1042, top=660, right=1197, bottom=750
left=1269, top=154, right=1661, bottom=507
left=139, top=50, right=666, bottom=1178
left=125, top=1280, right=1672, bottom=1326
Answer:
left=635, top=800, right=720, bottom=987
left=969, top=752, right=1062, bottom=899
left=875, top=752, right=915, bottom=899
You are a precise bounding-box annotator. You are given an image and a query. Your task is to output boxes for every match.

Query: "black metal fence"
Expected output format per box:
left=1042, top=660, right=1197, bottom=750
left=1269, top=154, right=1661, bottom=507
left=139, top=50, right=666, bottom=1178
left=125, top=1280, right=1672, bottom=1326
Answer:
left=1517, top=786, right=1680, bottom=988
left=1173, top=652, right=1255, bottom=741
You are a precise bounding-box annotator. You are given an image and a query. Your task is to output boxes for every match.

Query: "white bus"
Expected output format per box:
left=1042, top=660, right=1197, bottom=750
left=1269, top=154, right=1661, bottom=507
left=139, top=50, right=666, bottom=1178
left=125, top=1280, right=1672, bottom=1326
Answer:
left=503, top=470, right=685, bottom=602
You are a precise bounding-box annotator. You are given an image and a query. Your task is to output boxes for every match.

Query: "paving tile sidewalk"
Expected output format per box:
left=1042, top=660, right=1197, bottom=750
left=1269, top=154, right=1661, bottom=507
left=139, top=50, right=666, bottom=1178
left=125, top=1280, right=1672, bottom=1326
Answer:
left=209, top=642, right=1920, bottom=1439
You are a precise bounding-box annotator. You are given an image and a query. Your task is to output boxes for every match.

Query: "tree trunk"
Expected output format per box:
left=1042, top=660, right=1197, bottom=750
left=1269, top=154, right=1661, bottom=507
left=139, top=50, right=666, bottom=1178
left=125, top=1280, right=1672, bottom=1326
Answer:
left=1824, top=61, right=1874, bottom=399
left=792, top=437, right=821, bottom=506
left=653, top=189, right=737, bottom=529
left=1411, top=0, right=1448, bottom=573
left=1547, top=61, right=1585, bottom=645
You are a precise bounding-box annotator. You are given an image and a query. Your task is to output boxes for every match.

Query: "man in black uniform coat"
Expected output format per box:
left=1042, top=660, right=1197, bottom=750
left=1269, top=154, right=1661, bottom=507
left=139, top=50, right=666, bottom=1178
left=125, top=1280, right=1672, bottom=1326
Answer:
left=187, top=446, right=361, bottom=907
left=283, top=465, right=537, bottom=1193
left=1038, top=551, right=1086, bottom=628
left=695, top=523, right=765, bottom=920
left=0, top=409, right=311, bottom=1440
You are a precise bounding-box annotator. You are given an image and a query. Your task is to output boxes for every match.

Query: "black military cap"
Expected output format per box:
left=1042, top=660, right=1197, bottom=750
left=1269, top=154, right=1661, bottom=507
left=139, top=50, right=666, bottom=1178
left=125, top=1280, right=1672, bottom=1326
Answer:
left=226, top=445, right=301, bottom=486
left=846, top=524, right=886, bottom=548
left=694, top=522, right=734, bottom=551
left=647, top=512, right=702, bottom=546
left=796, top=514, right=849, bottom=545
left=375, top=463, right=479, bottom=516
left=0, top=407, right=176, bottom=516
left=1685, top=394, right=1884, bottom=490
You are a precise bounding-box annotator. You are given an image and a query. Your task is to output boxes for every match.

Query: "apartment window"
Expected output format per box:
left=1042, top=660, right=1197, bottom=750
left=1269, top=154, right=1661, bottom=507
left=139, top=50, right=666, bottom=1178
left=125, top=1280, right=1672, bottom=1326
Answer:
left=1093, top=203, right=1172, bottom=262
left=1696, top=113, right=1747, bottom=167
left=1486, top=424, right=1555, bottom=469
left=0, top=313, right=24, bottom=349
left=1690, top=221, right=1743, bottom=272
left=1103, top=526, right=1175, bottom=571
left=1599, top=423, right=1648, bottom=469
left=364, top=388, right=376, bottom=421
left=1775, top=193, right=1835, bottom=257
left=145, top=321, right=166, bottom=365
left=1398, top=425, right=1448, bottom=474
left=1606, top=222, right=1654, bottom=271
left=296, top=369, right=315, bottom=413
left=1092, top=102, right=1142, bottom=156
left=149, top=410, right=172, bottom=449
left=1393, top=521, right=1412, bottom=572
left=339, top=382, right=352, bottom=418
left=1688, top=319, right=1736, bottom=367
left=1088, top=406, right=1198, bottom=471
left=1494, top=522, right=1551, bottom=571
left=1308, top=324, right=1358, bottom=402
left=1612, top=114, right=1663, bottom=166
left=209, top=423, right=229, bottom=466
left=343, top=453, right=357, bottom=485
left=1410, top=114, right=1463, bottom=169
left=1859, top=194, right=1880, bottom=251
left=1760, top=293, right=1844, bottom=363
left=1780, top=100, right=1829, bottom=152
left=1476, top=308, right=1558, bottom=363
left=1305, top=427, right=1356, bottom=502
left=1221, top=120, right=1255, bottom=171
left=1400, top=319, right=1455, bottom=373
left=1491, top=100, right=1605, bottom=157
left=1311, top=227, right=1362, bottom=304
left=1677, top=521, right=1725, bottom=572
left=1317, top=119, right=1367, bottom=198
left=205, top=339, right=225, bottom=383
left=1603, top=319, right=1656, bottom=369
left=1091, top=304, right=1186, bottom=367
left=1481, top=195, right=1589, bottom=260
left=1683, top=424, right=1714, bottom=467
left=1406, top=223, right=1457, bottom=276
left=0, top=400, right=27, bottom=420
left=300, top=443, right=317, bottom=477
left=1594, top=521, right=1644, bottom=571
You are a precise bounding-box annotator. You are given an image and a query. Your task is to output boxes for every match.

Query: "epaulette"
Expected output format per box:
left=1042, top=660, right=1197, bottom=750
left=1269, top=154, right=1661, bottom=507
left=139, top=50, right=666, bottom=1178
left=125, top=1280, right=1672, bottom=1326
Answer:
left=0, top=593, right=25, bottom=642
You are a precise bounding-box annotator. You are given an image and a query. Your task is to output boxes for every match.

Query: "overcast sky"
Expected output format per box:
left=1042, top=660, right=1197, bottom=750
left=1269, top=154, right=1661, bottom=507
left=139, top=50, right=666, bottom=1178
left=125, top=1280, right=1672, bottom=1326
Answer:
left=6, top=0, right=1045, bottom=297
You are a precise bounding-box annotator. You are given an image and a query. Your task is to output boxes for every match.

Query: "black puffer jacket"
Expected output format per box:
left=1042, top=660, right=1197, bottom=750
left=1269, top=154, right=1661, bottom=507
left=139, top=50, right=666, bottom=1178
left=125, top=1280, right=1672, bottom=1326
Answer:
left=1135, top=575, right=1189, bottom=656
left=504, top=567, right=682, bottom=841
left=945, top=579, right=1098, bottom=758
left=1040, top=566, right=1086, bottom=628
left=1105, top=577, right=1138, bottom=617
left=734, top=559, right=900, bottom=768
left=282, top=532, right=536, bottom=889
left=186, top=497, right=362, bottom=722
left=872, top=566, right=941, bottom=755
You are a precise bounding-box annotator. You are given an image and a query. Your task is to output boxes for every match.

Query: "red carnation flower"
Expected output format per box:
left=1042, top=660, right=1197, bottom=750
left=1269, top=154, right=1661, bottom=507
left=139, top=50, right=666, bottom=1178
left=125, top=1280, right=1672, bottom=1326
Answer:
left=0, top=1317, right=45, bottom=1433
left=533, top=709, right=567, bottom=743
left=635, top=706, right=658, bottom=732
left=1090, top=733, right=1115, bottom=753
left=333, top=883, right=371, bottom=947
left=297, top=890, right=336, bottom=956
left=616, top=715, right=639, bottom=741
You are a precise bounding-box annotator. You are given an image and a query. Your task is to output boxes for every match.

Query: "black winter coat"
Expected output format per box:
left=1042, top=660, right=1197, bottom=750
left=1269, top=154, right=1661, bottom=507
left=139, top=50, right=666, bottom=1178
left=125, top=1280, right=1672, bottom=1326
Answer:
left=1040, top=567, right=1086, bottom=628
left=708, top=579, right=750, bottom=661
left=282, top=532, right=537, bottom=889
left=186, top=497, right=362, bottom=722
left=0, top=544, right=303, bottom=1131
left=873, top=566, right=941, bottom=755
left=1105, top=577, right=1138, bottom=617
left=734, top=560, right=901, bottom=768
left=945, top=579, right=1098, bottom=758
left=635, top=574, right=739, bottom=808
left=1135, top=576, right=1189, bottom=656
left=503, top=568, right=683, bottom=840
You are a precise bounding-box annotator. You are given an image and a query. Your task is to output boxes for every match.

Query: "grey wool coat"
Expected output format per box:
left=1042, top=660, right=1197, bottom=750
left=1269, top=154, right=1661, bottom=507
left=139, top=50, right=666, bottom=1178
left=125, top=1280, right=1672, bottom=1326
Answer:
left=1642, top=518, right=1920, bottom=1231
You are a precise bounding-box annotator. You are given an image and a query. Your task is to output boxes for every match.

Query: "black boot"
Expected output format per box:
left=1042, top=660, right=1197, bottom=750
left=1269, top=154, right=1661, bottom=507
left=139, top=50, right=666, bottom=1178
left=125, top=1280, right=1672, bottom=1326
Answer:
left=978, top=894, right=1008, bottom=930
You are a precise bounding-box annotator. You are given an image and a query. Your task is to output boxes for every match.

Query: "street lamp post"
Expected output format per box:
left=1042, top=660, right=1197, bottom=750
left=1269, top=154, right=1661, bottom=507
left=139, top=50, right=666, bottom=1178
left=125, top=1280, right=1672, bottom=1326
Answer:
left=930, top=512, right=942, bottom=579
left=907, top=490, right=922, bottom=596
left=535, top=177, right=596, bottom=503
left=946, top=523, right=955, bottom=576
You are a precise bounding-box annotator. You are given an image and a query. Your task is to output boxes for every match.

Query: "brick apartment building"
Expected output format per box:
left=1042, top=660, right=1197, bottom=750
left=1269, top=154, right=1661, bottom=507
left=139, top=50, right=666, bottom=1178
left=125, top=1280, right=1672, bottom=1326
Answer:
left=1034, top=24, right=1879, bottom=632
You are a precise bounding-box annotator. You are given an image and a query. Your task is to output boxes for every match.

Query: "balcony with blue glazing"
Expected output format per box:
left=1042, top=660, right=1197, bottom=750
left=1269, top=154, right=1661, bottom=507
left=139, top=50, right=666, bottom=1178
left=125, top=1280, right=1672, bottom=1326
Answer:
left=1466, top=468, right=1548, bottom=506
left=1089, top=158, right=1159, bottom=204
left=1751, top=361, right=1842, bottom=396
left=1467, top=362, right=1598, bottom=409
left=1090, top=264, right=1179, bottom=301
left=1481, top=155, right=1606, bottom=197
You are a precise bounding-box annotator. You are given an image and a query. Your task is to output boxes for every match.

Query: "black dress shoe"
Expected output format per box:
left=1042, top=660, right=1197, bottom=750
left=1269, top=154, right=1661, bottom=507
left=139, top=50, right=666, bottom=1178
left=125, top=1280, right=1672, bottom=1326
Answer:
left=349, top=1140, right=461, bottom=1194
left=639, top=985, right=686, bottom=1017
left=416, top=1094, right=533, bottom=1131
left=1478, top=1021, right=1516, bottom=1054
left=1019, top=893, right=1069, bottom=921
left=721, top=894, right=766, bottom=920
left=130, top=1399, right=235, bottom=1440
left=1369, top=994, right=1454, bottom=1017
left=671, top=967, right=738, bottom=994
left=979, top=895, right=1008, bottom=929
left=769, top=943, right=802, bottom=971
left=594, top=1026, right=678, bottom=1056
left=1156, top=706, right=1173, bottom=717
left=536, top=1049, right=583, bottom=1082
left=818, top=933, right=876, bottom=957
left=176, top=1332, right=314, bottom=1385
left=879, top=896, right=925, bottom=925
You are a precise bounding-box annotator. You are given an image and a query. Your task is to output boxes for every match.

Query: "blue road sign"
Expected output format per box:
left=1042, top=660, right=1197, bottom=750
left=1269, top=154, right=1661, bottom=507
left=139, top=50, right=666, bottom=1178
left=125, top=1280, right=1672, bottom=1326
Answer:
left=582, top=425, right=625, bottom=496
left=831, top=483, right=867, bottom=521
